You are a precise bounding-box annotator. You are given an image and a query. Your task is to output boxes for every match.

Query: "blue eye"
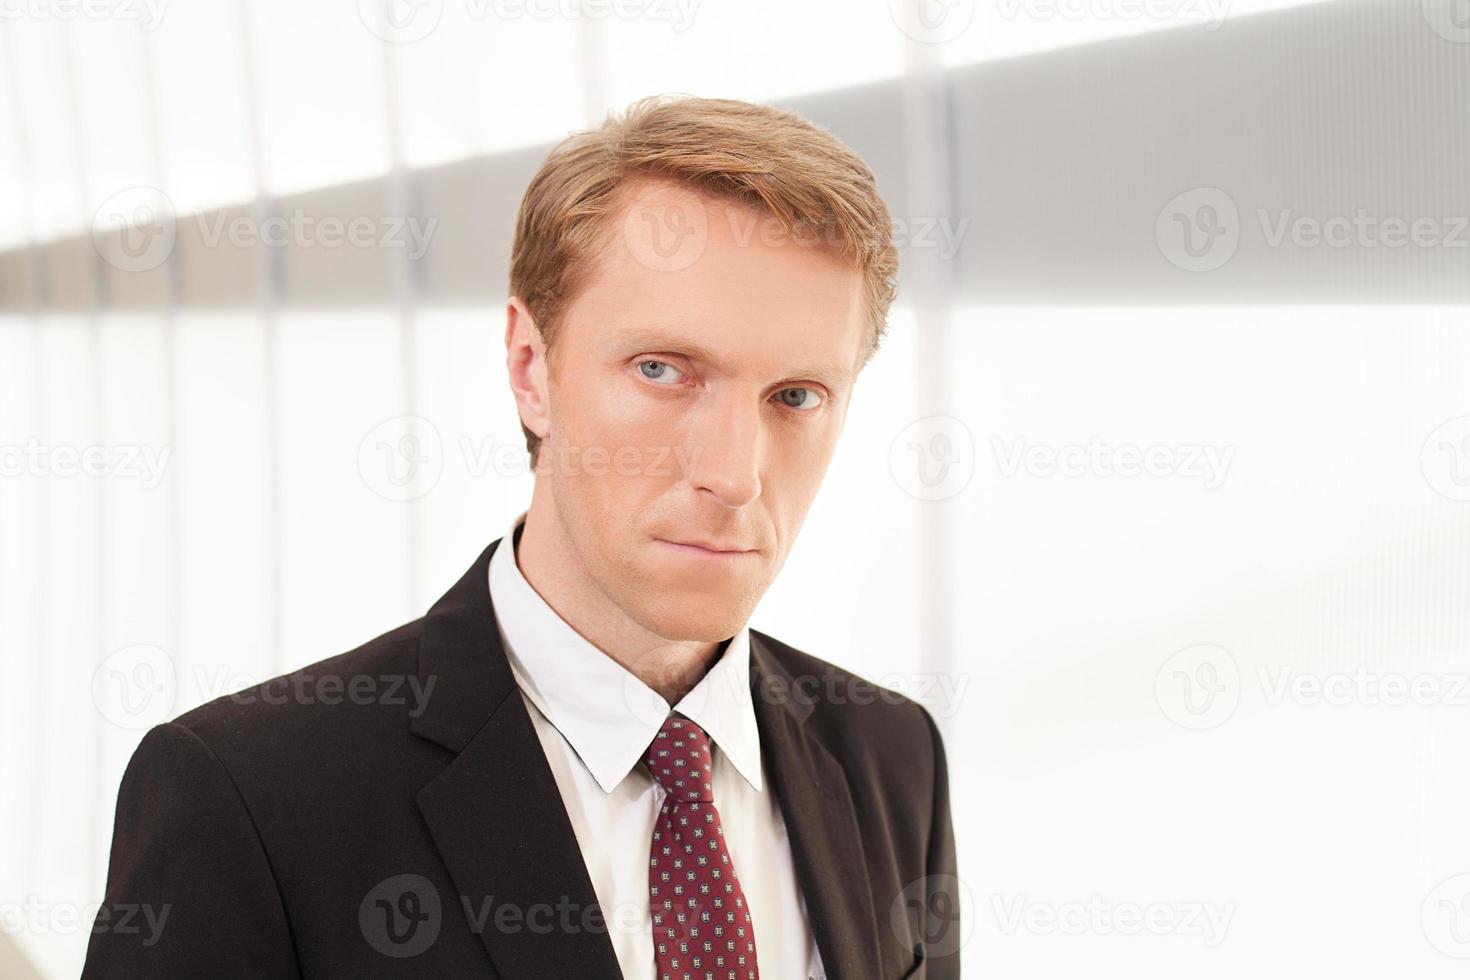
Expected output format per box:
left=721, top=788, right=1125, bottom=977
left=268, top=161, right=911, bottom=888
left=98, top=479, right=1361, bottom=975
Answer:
left=776, top=387, right=823, bottom=411
left=638, top=360, right=685, bottom=384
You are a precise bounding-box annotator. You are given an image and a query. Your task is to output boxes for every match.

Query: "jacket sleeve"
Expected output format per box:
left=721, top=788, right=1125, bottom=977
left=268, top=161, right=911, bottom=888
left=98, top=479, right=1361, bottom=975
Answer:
left=918, top=703, right=962, bottom=980
left=82, top=722, right=300, bottom=979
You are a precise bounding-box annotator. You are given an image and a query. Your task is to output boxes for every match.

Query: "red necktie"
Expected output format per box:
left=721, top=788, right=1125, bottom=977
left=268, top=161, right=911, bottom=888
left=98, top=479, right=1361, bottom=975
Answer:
left=644, top=712, right=760, bottom=980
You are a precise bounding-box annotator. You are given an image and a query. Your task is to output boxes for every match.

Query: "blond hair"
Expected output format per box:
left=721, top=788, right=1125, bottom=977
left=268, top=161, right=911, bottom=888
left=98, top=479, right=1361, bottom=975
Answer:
left=509, top=94, right=900, bottom=465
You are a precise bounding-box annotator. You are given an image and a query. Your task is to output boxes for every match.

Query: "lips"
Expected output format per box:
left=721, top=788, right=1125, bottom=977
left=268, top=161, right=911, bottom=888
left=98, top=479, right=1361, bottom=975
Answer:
left=670, top=540, right=758, bottom=555
left=660, top=539, right=753, bottom=554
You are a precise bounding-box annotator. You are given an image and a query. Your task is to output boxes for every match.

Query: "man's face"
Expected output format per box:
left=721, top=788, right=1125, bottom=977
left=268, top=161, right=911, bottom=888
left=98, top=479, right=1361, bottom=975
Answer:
left=530, top=179, right=867, bottom=643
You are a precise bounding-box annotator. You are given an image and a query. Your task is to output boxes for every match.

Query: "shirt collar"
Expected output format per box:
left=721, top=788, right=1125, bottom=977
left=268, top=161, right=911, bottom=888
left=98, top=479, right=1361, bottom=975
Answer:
left=488, top=509, right=764, bottom=795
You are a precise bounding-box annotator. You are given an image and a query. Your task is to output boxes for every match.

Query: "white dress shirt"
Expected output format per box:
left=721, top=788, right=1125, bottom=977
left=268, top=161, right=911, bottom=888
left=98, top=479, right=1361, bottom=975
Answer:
left=488, top=510, right=826, bottom=979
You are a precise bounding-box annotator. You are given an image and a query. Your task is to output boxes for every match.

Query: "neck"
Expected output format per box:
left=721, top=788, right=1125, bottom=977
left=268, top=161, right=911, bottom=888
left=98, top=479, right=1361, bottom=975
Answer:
left=514, top=483, right=724, bottom=706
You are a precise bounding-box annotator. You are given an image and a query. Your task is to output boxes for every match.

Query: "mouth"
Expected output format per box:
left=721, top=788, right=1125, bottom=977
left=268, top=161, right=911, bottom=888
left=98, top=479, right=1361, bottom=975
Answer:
left=654, top=539, right=760, bottom=559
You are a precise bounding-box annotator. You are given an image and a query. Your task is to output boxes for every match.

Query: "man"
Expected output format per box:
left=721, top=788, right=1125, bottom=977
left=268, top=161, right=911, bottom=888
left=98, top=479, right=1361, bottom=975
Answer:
left=84, top=95, right=959, bottom=979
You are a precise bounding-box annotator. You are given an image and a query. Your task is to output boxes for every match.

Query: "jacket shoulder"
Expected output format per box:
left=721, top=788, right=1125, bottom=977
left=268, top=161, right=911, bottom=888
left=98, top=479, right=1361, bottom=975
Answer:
left=750, top=627, right=947, bottom=769
left=167, top=616, right=433, bottom=756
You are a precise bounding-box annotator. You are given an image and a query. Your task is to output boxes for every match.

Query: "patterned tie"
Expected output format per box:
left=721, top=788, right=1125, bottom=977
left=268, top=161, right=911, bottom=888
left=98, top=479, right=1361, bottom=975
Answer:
left=644, top=712, right=760, bottom=980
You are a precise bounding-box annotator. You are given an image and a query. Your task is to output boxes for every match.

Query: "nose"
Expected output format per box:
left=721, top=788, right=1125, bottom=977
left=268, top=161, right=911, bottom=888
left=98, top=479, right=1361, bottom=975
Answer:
left=682, top=390, right=763, bottom=508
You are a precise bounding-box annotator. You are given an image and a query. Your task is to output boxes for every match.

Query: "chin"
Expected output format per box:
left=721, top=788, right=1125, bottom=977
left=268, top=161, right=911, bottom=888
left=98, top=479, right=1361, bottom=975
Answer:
left=631, top=588, right=753, bottom=644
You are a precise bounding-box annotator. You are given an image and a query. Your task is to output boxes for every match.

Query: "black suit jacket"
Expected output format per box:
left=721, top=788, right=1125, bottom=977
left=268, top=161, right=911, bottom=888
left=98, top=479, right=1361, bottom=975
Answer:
left=83, top=535, right=961, bottom=979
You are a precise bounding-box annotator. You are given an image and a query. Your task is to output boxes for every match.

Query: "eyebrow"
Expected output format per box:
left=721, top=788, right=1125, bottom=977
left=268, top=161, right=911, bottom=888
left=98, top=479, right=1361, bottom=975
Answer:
left=604, top=327, right=855, bottom=390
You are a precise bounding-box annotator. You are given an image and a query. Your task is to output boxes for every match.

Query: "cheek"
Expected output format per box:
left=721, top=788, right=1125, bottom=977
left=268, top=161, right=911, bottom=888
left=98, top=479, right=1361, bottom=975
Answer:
left=549, top=372, right=684, bottom=508
left=557, top=367, right=672, bottom=446
left=767, top=432, right=836, bottom=527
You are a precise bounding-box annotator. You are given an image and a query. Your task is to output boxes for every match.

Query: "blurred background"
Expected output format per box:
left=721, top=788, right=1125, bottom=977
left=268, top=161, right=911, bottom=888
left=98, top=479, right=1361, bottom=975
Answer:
left=3, top=0, right=1470, bottom=976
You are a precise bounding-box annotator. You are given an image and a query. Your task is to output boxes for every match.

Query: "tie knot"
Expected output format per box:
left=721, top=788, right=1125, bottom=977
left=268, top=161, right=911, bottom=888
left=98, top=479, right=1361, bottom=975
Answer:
left=643, top=712, right=714, bottom=802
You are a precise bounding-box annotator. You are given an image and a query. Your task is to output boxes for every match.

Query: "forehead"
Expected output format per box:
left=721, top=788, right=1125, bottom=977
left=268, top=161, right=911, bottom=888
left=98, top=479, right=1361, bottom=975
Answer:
left=566, top=180, right=867, bottom=383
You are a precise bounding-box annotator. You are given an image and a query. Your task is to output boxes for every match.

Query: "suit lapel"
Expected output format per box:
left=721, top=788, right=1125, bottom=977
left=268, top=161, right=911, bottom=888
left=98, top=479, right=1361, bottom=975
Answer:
left=750, top=630, right=883, bottom=980
left=410, top=537, right=623, bottom=980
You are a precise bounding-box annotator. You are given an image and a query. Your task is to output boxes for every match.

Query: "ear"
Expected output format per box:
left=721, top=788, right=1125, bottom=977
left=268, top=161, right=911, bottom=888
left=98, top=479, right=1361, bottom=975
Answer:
left=505, top=296, right=550, bottom=443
